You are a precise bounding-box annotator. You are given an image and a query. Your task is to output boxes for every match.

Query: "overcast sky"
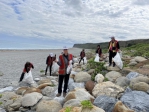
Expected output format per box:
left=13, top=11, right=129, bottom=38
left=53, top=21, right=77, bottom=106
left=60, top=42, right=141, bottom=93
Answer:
left=0, top=0, right=149, bottom=49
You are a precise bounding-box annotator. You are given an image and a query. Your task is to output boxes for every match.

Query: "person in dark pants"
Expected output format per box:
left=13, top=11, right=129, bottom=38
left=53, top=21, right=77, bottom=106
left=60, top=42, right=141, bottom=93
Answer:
left=96, top=45, right=102, bottom=58
left=55, top=46, right=73, bottom=97
left=79, top=49, right=85, bottom=64
left=19, top=62, right=34, bottom=82
left=108, top=36, right=120, bottom=67
left=45, top=53, right=56, bottom=76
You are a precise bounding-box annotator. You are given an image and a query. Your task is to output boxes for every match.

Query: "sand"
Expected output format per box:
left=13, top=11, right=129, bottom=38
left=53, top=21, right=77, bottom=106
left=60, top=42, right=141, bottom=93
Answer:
left=0, top=48, right=84, bottom=88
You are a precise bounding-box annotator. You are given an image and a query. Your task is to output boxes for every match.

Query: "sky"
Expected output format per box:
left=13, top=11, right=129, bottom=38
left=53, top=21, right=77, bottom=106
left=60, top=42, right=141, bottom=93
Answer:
left=0, top=0, right=149, bottom=49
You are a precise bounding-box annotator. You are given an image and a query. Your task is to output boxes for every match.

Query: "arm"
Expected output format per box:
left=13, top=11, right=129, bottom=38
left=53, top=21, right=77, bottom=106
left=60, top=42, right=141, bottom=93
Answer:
left=19, top=72, right=25, bottom=82
left=117, top=42, right=120, bottom=49
left=46, top=57, right=48, bottom=64
left=30, top=63, right=34, bottom=69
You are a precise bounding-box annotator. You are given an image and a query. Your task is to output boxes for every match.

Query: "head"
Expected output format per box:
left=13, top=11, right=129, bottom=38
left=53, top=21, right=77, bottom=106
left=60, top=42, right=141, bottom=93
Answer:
left=82, top=49, right=84, bottom=51
left=50, top=53, right=54, bottom=57
left=25, top=62, right=31, bottom=73
left=111, top=36, right=115, bottom=42
left=97, top=45, right=100, bottom=48
left=63, top=46, right=68, bottom=55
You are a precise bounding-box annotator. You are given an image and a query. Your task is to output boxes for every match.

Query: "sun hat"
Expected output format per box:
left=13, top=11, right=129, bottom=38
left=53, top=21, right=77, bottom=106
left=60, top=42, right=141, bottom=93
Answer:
left=50, top=53, right=54, bottom=57
left=63, top=46, right=68, bottom=50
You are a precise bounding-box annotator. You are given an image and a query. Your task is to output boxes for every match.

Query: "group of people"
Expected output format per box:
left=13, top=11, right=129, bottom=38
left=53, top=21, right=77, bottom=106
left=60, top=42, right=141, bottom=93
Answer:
left=19, top=36, right=120, bottom=97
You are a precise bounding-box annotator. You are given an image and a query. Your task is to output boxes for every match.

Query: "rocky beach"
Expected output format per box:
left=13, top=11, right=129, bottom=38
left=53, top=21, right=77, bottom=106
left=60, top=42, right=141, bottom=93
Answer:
left=0, top=48, right=149, bottom=112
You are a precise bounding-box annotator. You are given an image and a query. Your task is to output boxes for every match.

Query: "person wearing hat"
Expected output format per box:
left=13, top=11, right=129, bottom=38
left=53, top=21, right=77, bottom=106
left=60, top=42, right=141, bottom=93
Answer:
left=108, top=36, right=120, bottom=67
left=55, top=46, right=73, bottom=97
left=96, top=45, right=102, bottom=58
left=45, top=53, right=56, bottom=76
left=79, top=49, right=85, bottom=64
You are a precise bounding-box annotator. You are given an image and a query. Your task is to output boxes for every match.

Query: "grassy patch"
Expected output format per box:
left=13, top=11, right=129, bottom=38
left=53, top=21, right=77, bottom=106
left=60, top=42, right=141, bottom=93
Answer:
left=0, top=94, right=2, bottom=98
left=81, top=100, right=93, bottom=109
left=0, top=102, right=2, bottom=105
left=40, top=70, right=45, bottom=73
left=65, top=107, right=72, bottom=112
left=104, top=77, right=109, bottom=81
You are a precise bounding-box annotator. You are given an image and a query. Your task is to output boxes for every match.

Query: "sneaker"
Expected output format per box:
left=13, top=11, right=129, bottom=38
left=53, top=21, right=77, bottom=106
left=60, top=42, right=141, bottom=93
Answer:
left=63, top=92, right=66, bottom=97
left=56, top=93, right=61, bottom=97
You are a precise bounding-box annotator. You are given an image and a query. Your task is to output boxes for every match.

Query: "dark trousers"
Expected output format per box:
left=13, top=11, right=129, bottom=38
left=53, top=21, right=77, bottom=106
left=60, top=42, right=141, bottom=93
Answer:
left=58, top=74, right=70, bottom=93
left=19, top=72, right=25, bottom=82
left=79, top=57, right=84, bottom=64
left=109, top=51, right=117, bottom=65
left=45, top=64, right=52, bottom=76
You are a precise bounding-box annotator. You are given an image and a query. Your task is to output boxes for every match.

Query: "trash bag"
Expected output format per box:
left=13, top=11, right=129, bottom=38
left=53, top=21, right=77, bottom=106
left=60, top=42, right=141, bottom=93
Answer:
left=23, top=70, right=35, bottom=84
left=93, top=95, right=117, bottom=112
left=113, top=52, right=123, bottom=69
left=52, top=62, right=59, bottom=74
left=83, top=57, right=87, bottom=64
left=73, top=58, right=78, bottom=63
left=126, top=72, right=139, bottom=80
left=67, top=60, right=73, bottom=74
left=121, top=91, right=149, bottom=112
left=94, top=54, right=100, bottom=62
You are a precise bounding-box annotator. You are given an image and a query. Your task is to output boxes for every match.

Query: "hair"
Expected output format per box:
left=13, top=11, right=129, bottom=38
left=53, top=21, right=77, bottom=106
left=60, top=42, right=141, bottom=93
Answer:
left=97, top=45, right=100, bottom=47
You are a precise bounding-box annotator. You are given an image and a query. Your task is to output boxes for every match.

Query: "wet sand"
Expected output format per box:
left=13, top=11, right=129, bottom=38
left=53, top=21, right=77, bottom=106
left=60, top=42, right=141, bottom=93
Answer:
left=0, top=48, right=84, bottom=88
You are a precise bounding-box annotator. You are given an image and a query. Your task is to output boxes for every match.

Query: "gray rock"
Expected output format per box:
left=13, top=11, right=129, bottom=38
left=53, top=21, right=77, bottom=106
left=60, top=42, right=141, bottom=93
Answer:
left=87, top=69, right=95, bottom=75
left=116, top=76, right=130, bottom=87
left=42, top=86, right=55, bottom=96
left=94, top=95, right=117, bottom=112
left=132, top=82, right=149, bottom=92
left=105, top=71, right=122, bottom=82
left=68, top=82, right=85, bottom=91
left=134, top=56, right=147, bottom=63
left=0, top=71, right=4, bottom=76
left=63, top=99, right=81, bottom=108
left=22, top=92, right=43, bottom=107
left=0, top=108, right=6, bottom=112
left=128, top=62, right=137, bottom=66
left=74, top=72, right=91, bottom=82
left=126, top=72, right=139, bottom=80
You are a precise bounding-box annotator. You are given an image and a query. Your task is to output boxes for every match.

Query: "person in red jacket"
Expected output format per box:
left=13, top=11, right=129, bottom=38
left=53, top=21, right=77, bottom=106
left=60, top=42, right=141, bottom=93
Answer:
left=79, top=49, right=85, bottom=64
left=45, top=53, right=56, bottom=76
left=55, top=46, right=73, bottom=97
left=108, top=36, right=120, bottom=67
left=19, top=62, right=34, bottom=82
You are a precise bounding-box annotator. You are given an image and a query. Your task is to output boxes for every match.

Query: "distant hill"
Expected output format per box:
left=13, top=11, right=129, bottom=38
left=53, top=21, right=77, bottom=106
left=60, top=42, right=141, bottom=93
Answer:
left=73, top=39, right=149, bottom=49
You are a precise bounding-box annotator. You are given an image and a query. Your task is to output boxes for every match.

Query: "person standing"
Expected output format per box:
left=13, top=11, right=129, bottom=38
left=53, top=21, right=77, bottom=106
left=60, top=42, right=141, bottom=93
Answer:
left=55, top=46, right=73, bottom=97
left=45, top=53, right=56, bottom=76
left=96, top=45, right=102, bottom=57
left=108, top=36, right=120, bottom=67
left=19, top=62, right=34, bottom=82
left=79, top=49, right=85, bottom=64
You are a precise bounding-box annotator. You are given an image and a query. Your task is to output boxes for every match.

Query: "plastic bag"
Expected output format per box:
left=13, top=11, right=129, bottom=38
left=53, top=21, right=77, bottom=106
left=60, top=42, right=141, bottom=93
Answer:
left=94, top=54, right=99, bottom=62
left=67, top=60, right=72, bottom=74
left=52, top=62, right=59, bottom=74
left=83, top=57, right=87, bottom=64
left=113, top=52, right=123, bottom=69
left=23, top=70, right=35, bottom=84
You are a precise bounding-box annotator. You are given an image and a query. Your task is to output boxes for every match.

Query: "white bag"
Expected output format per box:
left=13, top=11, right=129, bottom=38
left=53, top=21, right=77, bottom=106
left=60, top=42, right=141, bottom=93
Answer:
left=52, top=62, right=59, bottom=74
left=83, top=57, right=87, bottom=64
left=73, top=58, right=78, bottom=63
left=67, top=60, right=73, bottom=74
left=94, top=54, right=100, bottom=62
left=23, top=70, right=35, bottom=84
left=113, top=52, right=123, bottom=69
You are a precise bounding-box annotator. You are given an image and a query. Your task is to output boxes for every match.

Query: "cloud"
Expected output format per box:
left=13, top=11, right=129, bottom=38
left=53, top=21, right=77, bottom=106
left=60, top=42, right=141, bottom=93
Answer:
left=0, top=0, right=149, bottom=48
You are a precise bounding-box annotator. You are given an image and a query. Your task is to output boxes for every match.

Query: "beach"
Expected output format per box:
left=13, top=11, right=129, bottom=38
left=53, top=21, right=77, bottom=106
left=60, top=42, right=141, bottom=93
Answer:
left=0, top=48, right=84, bottom=88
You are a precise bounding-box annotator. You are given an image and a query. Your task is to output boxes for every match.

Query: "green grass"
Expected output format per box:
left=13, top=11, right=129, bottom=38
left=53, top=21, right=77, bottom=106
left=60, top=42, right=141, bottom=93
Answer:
left=40, top=70, right=45, bottom=73
left=81, top=100, right=93, bottom=109
left=0, top=94, right=2, bottom=98
left=0, top=102, right=2, bottom=105
left=104, top=77, right=109, bottom=81
left=65, top=107, right=72, bottom=112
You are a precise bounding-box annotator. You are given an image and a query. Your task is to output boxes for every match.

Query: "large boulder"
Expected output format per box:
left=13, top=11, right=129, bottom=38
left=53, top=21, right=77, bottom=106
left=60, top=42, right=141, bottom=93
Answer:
left=41, top=86, right=55, bottom=96
left=64, top=88, right=94, bottom=103
left=9, top=96, right=22, bottom=111
left=132, top=82, right=149, bottom=92
left=113, top=101, right=134, bottom=112
left=137, top=65, right=149, bottom=76
left=95, top=74, right=104, bottom=83
left=68, top=82, right=85, bottom=91
left=94, top=95, right=117, bottom=112
left=121, top=91, right=149, bottom=112
left=130, top=76, right=149, bottom=88
left=15, top=87, right=29, bottom=95
left=37, top=83, right=53, bottom=90
left=23, top=87, right=42, bottom=95
left=134, top=56, right=147, bottom=63
left=87, top=69, right=95, bottom=75
left=85, top=80, right=95, bottom=94
left=105, top=71, right=122, bottom=82
left=36, top=100, right=62, bottom=112
left=74, top=72, right=91, bottom=82
left=63, top=99, right=81, bottom=108
left=0, top=71, right=4, bottom=76
left=21, top=92, right=43, bottom=107
left=37, top=79, right=53, bottom=85
left=116, top=77, right=130, bottom=87
left=126, top=72, right=139, bottom=80
left=92, top=81, right=124, bottom=98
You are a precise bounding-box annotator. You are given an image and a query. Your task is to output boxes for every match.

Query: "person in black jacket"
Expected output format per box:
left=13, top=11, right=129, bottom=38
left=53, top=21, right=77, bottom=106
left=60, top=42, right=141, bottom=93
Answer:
left=79, top=49, right=85, bottom=64
left=19, top=62, right=34, bottom=82
left=96, top=45, right=102, bottom=57
left=108, top=36, right=120, bottom=67
left=45, top=53, right=56, bottom=76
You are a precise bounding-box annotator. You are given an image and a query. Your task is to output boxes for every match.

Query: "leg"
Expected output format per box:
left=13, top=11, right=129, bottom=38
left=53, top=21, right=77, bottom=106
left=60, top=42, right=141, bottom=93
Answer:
left=83, top=58, right=84, bottom=64
left=45, top=65, right=49, bottom=75
left=58, top=75, right=64, bottom=94
left=79, top=58, right=82, bottom=64
left=109, top=51, right=112, bottom=66
left=49, top=64, right=52, bottom=76
left=63, top=74, right=70, bottom=93
left=112, top=52, right=117, bottom=67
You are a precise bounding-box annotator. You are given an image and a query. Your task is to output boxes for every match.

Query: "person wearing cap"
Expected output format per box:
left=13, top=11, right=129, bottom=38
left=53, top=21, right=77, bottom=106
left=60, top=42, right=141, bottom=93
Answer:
left=19, top=62, right=34, bottom=82
left=96, top=45, right=102, bottom=58
left=108, top=36, right=120, bottom=67
left=79, top=49, right=85, bottom=64
left=55, top=46, right=73, bottom=97
left=45, top=53, right=56, bottom=76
